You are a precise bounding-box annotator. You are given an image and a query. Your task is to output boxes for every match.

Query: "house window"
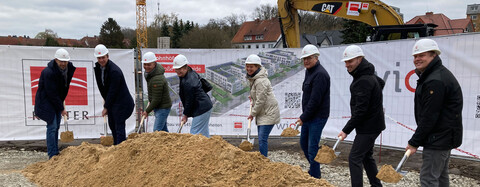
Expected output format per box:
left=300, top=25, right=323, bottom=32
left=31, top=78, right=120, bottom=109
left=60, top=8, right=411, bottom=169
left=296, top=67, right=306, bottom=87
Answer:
left=262, top=44, right=265, bottom=48
left=248, top=45, right=251, bottom=49
left=471, top=6, right=478, bottom=11
left=256, top=45, right=259, bottom=48
left=471, top=15, right=477, bottom=20
left=244, top=36, right=252, bottom=41
left=268, top=44, right=273, bottom=48
left=255, top=35, right=264, bottom=40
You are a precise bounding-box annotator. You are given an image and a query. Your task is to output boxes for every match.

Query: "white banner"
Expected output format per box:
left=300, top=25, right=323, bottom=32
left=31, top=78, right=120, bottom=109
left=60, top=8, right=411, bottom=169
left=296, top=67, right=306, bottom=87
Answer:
left=0, top=46, right=136, bottom=140
left=1, top=33, right=479, bottom=159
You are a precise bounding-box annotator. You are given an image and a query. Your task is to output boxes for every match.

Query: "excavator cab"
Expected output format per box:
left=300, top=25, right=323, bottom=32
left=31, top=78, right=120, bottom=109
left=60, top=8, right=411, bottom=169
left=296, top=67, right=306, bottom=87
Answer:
left=369, top=23, right=437, bottom=42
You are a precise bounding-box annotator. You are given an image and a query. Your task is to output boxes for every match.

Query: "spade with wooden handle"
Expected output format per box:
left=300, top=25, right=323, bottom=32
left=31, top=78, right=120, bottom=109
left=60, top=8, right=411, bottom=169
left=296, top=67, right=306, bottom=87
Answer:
left=395, top=149, right=412, bottom=175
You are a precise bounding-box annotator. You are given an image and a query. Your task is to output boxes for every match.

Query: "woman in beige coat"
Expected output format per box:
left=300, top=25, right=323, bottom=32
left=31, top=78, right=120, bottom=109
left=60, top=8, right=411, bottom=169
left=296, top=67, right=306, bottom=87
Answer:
left=245, top=54, right=281, bottom=157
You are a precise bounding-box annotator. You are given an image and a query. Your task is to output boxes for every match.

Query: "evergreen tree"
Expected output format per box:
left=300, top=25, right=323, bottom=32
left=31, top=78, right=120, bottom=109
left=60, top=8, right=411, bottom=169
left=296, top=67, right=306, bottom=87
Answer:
left=99, top=18, right=125, bottom=48
left=44, top=36, right=59, bottom=46
left=341, top=19, right=370, bottom=44
left=171, top=19, right=183, bottom=48
left=161, top=20, right=170, bottom=37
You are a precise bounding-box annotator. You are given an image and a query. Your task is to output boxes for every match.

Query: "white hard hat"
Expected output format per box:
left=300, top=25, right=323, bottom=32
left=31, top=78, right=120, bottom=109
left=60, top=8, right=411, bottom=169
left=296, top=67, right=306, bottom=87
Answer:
left=172, top=54, right=189, bottom=69
left=300, top=44, right=320, bottom=59
left=412, top=39, right=441, bottom=56
left=341, top=45, right=364, bottom=62
left=54, top=48, right=70, bottom=61
left=245, top=54, right=262, bottom=66
left=94, top=44, right=109, bottom=57
left=142, top=52, right=157, bottom=64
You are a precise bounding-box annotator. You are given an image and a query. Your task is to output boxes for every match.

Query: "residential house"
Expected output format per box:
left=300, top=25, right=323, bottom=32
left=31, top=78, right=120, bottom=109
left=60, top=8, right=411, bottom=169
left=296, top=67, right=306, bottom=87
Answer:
left=467, top=4, right=480, bottom=32
left=206, top=62, right=244, bottom=94
left=406, top=12, right=474, bottom=36
left=231, top=18, right=283, bottom=49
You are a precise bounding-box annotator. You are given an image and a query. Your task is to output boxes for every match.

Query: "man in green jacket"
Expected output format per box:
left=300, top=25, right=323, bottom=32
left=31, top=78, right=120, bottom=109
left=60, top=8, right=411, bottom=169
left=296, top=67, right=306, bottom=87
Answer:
left=142, top=52, right=172, bottom=132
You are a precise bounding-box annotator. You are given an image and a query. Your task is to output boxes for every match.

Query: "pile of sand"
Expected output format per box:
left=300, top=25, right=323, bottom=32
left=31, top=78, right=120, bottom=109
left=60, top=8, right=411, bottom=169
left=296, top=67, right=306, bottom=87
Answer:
left=22, top=132, right=333, bottom=186
left=376, top=164, right=403, bottom=183
left=238, top=141, right=253, bottom=151
left=280, top=127, right=300, bottom=137
left=314, top=145, right=337, bottom=164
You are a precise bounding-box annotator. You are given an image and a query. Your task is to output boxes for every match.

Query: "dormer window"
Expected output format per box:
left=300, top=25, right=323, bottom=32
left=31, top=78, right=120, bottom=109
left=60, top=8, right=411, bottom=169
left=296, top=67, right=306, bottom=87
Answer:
left=244, top=35, right=252, bottom=41
left=255, top=35, right=264, bottom=40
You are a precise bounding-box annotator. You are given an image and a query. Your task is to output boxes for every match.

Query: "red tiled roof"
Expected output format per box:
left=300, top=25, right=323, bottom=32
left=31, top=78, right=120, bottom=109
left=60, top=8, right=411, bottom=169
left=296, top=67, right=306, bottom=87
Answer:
left=0, top=36, right=100, bottom=47
left=231, top=18, right=281, bottom=44
left=406, top=12, right=472, bottom=35
left=451, top=18, right=474, bottom=32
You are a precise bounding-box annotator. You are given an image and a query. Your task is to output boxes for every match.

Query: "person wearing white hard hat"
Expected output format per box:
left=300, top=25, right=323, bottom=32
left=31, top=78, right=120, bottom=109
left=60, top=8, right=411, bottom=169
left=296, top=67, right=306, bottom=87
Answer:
left=34, top=48, right=76, bottom=159
left=173, top=54, right=213, bottom=137
left=338, top=44, right=385, bottom=187
left=141, top=52, right=172, bottom=132
left=93, top=44, right=134, bottom=145
left=406, top=39, right=463, bottom=187
left=295, top=44, right=330, bottom=179
left=244, top=54, right=280, bottom=157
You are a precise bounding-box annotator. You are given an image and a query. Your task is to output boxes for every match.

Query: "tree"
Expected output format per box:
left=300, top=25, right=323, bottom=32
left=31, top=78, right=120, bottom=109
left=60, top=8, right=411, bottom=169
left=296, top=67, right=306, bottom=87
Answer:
left=35, top=29, right=58, bottom=39
left=121, top=27, right=136, bottom=48
left=341, top=20, right=370, bottom=44
left=44, top=36, right=59, bottom=46
left=171, top=19, right=183, bottom=48
left=253, top=4, right=278, bottom=20
left=99, top=18, right=125, bottom=48
left=161, top=21, right=170, bottom=37
left=298, top=11, right=345, bottom=34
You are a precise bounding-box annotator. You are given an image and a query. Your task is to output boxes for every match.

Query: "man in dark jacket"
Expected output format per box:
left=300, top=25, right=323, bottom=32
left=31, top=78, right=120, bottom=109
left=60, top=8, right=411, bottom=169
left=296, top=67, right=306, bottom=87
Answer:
left=406, top=39, right=463, bottom=187
left=295, top=44, right=330, bottom=179
left=338, top=45, right=385, bottom=187
left=142, top=52, right=172, bottom=132
left=173, top=54, right=212, bottom=137
left=93, top=44, right=134, bottom=145
left=35, top=48, right=76, bottom=159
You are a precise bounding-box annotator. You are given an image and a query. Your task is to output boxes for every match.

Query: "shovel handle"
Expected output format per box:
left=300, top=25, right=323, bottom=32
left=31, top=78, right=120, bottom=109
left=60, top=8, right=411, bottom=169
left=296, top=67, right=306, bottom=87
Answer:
left=294, top=122, right=301, bottom=130
left=405, top=149, right=412, bottom=157
left=395, top=149, right=412, bottom=172
left=63, top=115, right=68, bottom=131
left=177, top=121, right=185, bottom=133
left=332, top=136, right=343, bottom=150
left=136, top=115, right=146, bottom=133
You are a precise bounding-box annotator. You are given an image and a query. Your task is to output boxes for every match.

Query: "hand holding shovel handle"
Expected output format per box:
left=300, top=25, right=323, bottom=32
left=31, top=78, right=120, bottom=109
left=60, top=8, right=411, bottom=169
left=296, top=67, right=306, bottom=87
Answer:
left=395, top=149, right=412, bottom=172
left=332, top=136, right=344, bottom=151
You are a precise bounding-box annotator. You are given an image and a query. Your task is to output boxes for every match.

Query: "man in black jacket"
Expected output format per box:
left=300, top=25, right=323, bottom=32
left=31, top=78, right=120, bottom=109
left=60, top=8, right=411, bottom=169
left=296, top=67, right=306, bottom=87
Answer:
left=93, top=44, right=134, bottom=145
left=173, top=54, right=212, bottom=137
left=338, top=45, right=385, bottom=187
left=406, top=39, right=463, bottom=187
left=295, top=44, right=330, bottom=179
left=35, top=48, right=76, bottom=159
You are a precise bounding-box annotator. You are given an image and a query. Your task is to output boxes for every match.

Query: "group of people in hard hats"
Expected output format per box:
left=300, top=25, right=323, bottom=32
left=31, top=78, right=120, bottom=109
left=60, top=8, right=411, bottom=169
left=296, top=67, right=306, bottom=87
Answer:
left=35, top=38, right=462, bottom=187
left=296, top=39, right=462, bottom=187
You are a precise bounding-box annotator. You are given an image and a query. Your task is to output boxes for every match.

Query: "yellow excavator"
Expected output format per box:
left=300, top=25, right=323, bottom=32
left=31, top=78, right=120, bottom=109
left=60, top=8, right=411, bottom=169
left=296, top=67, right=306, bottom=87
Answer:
left=278, top=0, right=435, bottom=47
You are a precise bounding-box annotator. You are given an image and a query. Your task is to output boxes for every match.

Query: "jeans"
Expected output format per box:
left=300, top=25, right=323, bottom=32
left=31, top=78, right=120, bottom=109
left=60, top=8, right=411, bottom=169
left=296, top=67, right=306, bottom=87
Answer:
left=349, top=133, right=382, bottom=187
left=46, top=112, right=61, bottom=159
left=107, top=111, right=126, bottom=145
left=257, top=124, right=274, bottom=157
left=191, top=109, right=211, bottom=138
left=300, top=117, right=327, bottom=179
left=420, top=148, right=451, bottom=187
left=153, top=108, right=170, bottom=132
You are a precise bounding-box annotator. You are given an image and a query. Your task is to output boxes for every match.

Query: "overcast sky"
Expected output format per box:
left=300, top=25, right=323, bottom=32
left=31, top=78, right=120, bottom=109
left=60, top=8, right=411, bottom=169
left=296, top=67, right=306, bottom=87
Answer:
left=0, top=0, right=478, bottom=39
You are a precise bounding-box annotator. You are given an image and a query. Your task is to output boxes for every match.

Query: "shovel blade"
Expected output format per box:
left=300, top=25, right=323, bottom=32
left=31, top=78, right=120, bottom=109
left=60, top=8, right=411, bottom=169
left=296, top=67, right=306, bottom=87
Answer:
left=399, top=170, right=408, bottom=176
left=334, top=151, right=341, bottom=156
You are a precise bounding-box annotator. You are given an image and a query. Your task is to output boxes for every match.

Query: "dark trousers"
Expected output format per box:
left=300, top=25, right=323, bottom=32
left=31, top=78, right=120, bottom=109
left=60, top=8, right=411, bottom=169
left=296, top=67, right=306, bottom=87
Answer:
left=300, top=118, right=327, bottom=179
left=420, top=148, right=451, bottom=187
left=107, top=111, right=126, bottom=145
left=349, top=132, right=382, bottom=187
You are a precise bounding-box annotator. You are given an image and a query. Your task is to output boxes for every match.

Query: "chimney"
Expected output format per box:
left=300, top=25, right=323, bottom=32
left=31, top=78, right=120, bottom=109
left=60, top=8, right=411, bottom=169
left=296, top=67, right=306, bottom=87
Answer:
left=426, top=12, right=433, bottom=15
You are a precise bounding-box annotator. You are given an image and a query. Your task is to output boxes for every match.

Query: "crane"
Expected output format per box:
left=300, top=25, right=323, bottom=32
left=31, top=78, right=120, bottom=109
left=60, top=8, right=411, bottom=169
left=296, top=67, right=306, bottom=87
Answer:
left=135, top=0, right=147, bottom=133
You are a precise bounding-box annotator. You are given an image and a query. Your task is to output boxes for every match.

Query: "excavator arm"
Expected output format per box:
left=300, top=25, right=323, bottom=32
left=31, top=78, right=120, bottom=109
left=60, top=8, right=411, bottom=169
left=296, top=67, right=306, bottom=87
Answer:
left=278, top=0, right=404, bottom=48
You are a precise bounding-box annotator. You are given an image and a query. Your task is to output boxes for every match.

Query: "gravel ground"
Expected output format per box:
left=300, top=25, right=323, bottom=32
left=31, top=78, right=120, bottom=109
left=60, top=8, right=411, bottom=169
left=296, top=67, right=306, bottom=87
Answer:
left=1, top=146, right=479, bottom=186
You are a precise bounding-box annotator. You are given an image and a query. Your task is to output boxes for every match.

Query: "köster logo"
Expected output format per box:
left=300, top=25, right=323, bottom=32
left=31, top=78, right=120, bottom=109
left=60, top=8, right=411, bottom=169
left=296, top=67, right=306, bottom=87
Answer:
left=30, top=67, right=88, bottom=105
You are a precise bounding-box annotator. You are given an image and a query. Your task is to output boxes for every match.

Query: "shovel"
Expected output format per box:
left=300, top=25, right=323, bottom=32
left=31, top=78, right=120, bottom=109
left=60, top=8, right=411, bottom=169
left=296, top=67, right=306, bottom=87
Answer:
left=242, top=104, right=255, bottom=145
left=314, top=136, right=343, bottom=164
left=100, top=116, right=113, bottom=146
left=376, top=149, right=412, bottom=183
left=177, top=120, right=185, bottom=133
left=280, top=122, right=301, bottom=137
left=128, top=115, right=145, bottom=139
left=59, top=114, right=74, bottom=143
left=332, top=136, right=343, bottom=156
